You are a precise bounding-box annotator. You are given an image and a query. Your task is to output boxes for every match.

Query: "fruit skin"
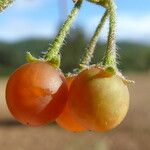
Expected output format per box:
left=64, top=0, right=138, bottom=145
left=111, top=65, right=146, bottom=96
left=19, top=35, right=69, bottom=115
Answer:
left=68, top=67, right=129, bottom=131
left=56, top=75, right=86, bottom=132
left=6, top=61, right=68, bottom=126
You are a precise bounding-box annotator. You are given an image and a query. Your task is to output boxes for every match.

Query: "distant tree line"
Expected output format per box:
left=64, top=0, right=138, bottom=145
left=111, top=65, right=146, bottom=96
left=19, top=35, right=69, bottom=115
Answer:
left=0, top=28, right=150, bottom=76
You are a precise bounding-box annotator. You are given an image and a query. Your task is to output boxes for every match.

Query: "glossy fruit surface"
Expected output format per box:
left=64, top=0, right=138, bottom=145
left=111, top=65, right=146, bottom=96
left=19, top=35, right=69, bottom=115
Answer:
left=6, top=61, right=68, bottom=126
left=68, top=67, right=129, bottom=131
left=56, top=75, right=86, bottom=132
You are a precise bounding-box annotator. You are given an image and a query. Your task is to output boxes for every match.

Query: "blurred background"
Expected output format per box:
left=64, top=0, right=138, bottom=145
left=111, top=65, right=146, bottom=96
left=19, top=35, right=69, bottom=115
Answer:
left=0, top=0, right=150, bottom=149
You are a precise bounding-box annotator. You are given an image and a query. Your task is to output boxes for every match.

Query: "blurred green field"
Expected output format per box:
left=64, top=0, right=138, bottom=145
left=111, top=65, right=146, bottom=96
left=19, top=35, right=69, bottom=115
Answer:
left=0, top=73, right=149, bottom=150
left=1, top=28, right=150, bottom=76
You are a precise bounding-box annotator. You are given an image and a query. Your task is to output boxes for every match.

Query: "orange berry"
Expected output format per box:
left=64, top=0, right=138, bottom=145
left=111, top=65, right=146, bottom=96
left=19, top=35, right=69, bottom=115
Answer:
left=6, top=62, right=68, bottom=126
left=68, top=67, right=129, bottom=131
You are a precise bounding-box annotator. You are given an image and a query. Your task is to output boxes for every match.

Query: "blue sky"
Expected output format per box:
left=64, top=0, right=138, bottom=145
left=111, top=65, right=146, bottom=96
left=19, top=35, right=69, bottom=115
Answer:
left=0, top=0, right=150, bottom=43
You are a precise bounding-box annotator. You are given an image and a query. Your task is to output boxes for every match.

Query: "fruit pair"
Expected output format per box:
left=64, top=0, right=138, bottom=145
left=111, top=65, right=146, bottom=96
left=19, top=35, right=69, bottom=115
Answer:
left=5, top=0, right=132, bottom=133
left=6, top=62, right=129, bottom=132
left=56, top=66, right=129, bottom=132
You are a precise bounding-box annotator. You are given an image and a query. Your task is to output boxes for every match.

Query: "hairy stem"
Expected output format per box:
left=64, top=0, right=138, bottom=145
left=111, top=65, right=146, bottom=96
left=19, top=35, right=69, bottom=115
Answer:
left=44, top=0, right=83, bottom=62
left=103, top=0, right=117, bottom=68
left=80, top=10, right=109, bottom=68
left=86, top=0, right=108, bottom=8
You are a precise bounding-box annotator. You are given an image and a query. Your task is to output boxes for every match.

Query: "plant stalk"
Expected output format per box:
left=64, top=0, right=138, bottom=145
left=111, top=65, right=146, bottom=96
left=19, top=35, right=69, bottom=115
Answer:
left=44, top=0, right=83, bottom=63
left=80, top=10, right=109, bottom=68
left=103, top=0, right=117, bottom=69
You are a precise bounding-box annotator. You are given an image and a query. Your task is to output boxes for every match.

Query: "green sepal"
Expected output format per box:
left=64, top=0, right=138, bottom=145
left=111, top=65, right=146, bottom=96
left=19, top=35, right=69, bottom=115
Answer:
left=26, top=52, right=40, bottom=63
